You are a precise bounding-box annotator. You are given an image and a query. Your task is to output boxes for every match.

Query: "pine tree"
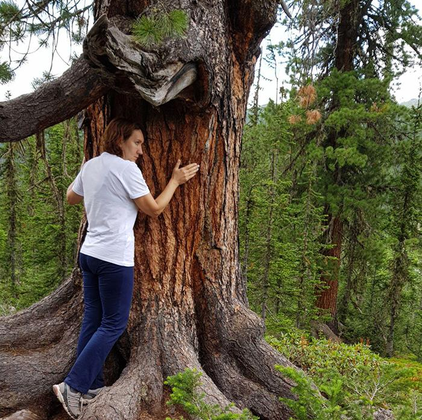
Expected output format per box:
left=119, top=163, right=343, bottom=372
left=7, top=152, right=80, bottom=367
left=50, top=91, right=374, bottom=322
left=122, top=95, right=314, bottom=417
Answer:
left=279, top=0, right=422, bottom=335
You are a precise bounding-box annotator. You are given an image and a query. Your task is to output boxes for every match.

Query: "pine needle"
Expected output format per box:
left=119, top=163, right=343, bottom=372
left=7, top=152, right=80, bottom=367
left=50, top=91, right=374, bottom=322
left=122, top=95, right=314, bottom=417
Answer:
left=132, top=9, right=188, bottom=47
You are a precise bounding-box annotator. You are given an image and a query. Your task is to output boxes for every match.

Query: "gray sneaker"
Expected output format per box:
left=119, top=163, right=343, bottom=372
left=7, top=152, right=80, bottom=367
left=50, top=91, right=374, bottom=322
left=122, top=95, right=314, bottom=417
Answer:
left=81, top=386, right=105, bottom=404
left=52, top=382, right=82, bottom=419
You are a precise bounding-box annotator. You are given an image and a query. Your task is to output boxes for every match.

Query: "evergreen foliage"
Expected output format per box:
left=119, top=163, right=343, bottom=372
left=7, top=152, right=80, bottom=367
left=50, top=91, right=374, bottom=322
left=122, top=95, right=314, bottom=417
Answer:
left=240, top=99, right=326, bottom=331
left=238, top=0, right=422, bottom=360
left=164, top=369, right=258, bottom=420
left=0, top=119, right=83, bottom=315
left=240, top=81, right=422, bottom=355
left=163, top=339, right=422, bottom=419
left=270, top=333, right=422, bottom=418
left=0, top=0, right=91, bottom=80
left=0, top=61, right=13, bottom=84
left=132, top=8, right=188, bottom=47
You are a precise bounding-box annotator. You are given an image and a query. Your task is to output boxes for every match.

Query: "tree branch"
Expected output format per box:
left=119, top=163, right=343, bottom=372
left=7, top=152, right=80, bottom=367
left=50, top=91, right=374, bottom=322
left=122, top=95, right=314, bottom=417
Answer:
left=0, top=57, right=113, bottom=143
left=0, top=14, right=201, bottom=143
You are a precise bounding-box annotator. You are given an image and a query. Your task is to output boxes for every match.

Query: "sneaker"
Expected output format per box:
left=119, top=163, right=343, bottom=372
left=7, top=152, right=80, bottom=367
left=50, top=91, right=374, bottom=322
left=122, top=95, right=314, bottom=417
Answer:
left=52, top=382, right=82, bottom=419
left=81, top=386, right=105, bottom=404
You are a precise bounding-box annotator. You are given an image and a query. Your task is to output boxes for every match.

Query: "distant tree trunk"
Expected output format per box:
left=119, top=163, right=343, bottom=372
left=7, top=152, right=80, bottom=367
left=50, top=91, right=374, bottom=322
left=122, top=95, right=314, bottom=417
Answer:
left=261, top=148, right=277, bottom=322
left=250, top=54, right=263, bottom=126
left=36, top=131, right=67, bottom=282
left=0, top=1, right=298, bottom=419
left=296, top=166, right=316, bottom=329
left=316, top=213, right=343, bottom=322
left=27, top=141, right=38, bottom=217
left=240, top=55, right=263, bottom=289
left=4, top=142, right=20, bottom=295
left=315, top=0, right=360, bottom=330
left=337, top=220, right=358, bottom=325
left=386, top=188, right=412, bottom=357
left=386, top=245, right=407, bottom=357
left=386, top=108, right=420, bottom=357
left=241, top=188, right=254, bottom=290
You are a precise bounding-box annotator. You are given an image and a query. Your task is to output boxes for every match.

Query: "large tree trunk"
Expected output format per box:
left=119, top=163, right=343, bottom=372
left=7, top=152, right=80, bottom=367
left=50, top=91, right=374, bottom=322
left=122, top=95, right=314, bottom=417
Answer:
left=0, top=1, right=298, bottom=419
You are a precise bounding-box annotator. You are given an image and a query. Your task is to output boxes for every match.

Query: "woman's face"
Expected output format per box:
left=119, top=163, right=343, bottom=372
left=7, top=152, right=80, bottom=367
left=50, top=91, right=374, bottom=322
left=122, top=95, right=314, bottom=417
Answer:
left=120, top=129, right=144, bottom=162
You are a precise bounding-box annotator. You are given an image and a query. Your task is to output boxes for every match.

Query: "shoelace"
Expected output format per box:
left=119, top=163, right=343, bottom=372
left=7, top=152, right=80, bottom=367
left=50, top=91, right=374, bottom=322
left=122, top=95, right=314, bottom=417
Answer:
left=67, top=387, right=83, bottom=417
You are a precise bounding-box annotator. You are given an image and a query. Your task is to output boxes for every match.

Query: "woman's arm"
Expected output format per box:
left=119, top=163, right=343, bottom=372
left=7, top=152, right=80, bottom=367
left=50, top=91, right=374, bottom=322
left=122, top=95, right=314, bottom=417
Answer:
left=134, top=159, right=198, bottom=217
left=67, top=182, right=84, bottom=205
left=66, top=158, right=85, bottom=205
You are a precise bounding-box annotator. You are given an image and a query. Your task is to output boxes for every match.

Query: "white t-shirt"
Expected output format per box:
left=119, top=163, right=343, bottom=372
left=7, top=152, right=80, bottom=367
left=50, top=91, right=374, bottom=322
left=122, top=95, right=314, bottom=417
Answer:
left=72, top=152, right=150, bottom=267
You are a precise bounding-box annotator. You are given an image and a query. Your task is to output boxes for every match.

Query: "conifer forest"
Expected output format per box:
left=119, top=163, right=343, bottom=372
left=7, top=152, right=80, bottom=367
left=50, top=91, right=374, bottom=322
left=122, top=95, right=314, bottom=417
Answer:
left=1, top=0, right=422, bottom=419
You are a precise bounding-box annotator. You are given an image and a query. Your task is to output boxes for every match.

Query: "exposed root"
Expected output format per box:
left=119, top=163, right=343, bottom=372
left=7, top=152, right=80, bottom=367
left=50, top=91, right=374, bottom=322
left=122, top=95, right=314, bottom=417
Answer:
left=80, top=327, right=243, bottom=420
left=310, top=320, right=342, bottom=343
left=1, top=410, right=42, bottom=420
left=0, top=270, right=82, bottom=350
left=2, top=276, right=303, bottom=420
left=0, top=272, right=83, bottom=418
left=164, top=337, right=241, bottom=412
left=193, top=296, right=300, bottom=420
left=202, top=354, right=294, bottom=420
left=81, top=367, right=145, bottom=420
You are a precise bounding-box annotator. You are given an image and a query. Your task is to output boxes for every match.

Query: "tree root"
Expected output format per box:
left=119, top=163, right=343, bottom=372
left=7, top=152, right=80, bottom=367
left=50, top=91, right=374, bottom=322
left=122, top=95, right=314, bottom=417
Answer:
left=200, top=350, right=294, bottom=420
left=200, top=335, right=297, bottom=418
left=0, top=270, right=82, bottom=350
left=310, top=320, right=342, bottom=343
left=0, top=410, right=42, bottom=420
left=0, top=272, right=83, bottom=418
left=1, top=275, right=300, bottom=420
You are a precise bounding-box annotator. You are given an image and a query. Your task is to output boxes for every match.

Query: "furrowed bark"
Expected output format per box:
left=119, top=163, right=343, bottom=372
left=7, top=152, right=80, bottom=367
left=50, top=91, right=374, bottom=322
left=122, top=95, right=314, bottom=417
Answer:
left=0, top=1, right=301, bottom=419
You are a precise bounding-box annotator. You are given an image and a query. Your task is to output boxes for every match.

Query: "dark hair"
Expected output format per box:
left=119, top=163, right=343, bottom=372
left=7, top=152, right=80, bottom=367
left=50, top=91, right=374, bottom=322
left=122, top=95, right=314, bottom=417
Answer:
left=102, top=118, right=142, bottom=157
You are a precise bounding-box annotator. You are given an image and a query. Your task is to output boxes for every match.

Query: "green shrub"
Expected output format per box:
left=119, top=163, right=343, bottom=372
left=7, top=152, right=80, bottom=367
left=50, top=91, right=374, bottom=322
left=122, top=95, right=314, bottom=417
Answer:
left=277, top=366, right=358, bottom=420
left=163, top=337, right=422, bottom=419
left=164, top=368, right=258, bottom=420
left=268, top=332, right=422, bottom=418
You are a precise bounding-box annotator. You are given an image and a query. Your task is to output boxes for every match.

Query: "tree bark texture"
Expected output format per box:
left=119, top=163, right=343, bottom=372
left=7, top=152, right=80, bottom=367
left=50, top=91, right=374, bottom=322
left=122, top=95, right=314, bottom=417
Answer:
left=0, top=1, right=298, bottom=419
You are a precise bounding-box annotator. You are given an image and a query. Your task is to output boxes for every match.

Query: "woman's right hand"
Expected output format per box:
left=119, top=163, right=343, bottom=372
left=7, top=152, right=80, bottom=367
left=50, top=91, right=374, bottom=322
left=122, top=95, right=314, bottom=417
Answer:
left=171, top=159, right=200, bottom=186
left=134, top=159, right=199, bottom=217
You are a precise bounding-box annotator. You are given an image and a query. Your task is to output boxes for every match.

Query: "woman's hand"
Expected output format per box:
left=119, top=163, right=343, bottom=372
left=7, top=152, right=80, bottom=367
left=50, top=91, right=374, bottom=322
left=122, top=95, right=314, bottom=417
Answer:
left=171, top=159, right=199, bottom=186
left=134, top=159, right=199, bottom=217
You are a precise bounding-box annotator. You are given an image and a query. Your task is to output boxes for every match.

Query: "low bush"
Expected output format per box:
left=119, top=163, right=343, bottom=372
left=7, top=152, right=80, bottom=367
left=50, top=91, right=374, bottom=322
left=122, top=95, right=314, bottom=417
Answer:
left=268, top=331, right=422, bottom=419
left=165, top=368, right=258, bottom=420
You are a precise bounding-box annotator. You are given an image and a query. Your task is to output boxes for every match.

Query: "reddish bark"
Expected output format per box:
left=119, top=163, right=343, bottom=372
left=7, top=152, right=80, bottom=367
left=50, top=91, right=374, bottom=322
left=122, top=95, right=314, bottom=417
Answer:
left=316, top=215, right=343, bottom=318
left=0, top=1, right=299, bottom=419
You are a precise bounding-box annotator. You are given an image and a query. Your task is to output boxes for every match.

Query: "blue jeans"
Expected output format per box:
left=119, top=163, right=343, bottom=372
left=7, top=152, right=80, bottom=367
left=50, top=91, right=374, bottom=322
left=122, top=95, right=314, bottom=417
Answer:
left=65, top=253, right=134, bottom=394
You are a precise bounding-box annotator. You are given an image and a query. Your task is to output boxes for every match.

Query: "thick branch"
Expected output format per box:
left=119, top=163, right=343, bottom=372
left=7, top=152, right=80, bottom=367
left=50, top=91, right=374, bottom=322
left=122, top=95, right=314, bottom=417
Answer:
left=0, top=14, right=200, bottom=143
left=0, top=58, right=113, bottom=143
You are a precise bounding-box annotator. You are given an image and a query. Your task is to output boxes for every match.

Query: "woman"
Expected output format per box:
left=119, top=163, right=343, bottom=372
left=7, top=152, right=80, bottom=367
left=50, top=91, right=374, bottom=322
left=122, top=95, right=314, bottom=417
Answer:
left=53, top=118, right=199, bottom=419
